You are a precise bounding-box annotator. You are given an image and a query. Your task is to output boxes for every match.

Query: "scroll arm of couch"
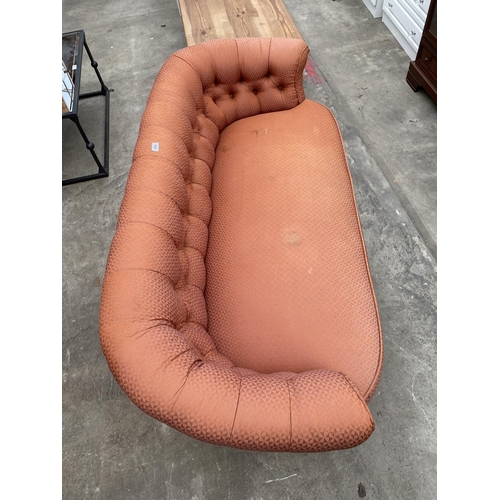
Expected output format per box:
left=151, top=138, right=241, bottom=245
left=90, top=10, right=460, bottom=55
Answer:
left=100, top=272, right=374, bottom=453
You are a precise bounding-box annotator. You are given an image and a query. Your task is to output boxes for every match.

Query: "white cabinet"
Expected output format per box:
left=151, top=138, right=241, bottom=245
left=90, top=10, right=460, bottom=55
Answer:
left=381, top=0, right=430, bottom=60
left=361, top=0, right=384, bottom=18
left=403, top=0, right=431, bottom=24
left=361, top=0, right=431, bottom=60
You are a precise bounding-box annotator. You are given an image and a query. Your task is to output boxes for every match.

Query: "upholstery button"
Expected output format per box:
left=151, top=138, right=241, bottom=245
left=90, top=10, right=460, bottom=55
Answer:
left=229, top=93, right=234, bottom=98
left=253, top=89, right=258, bottom=95
left=278, top=86, right=283, bottom=91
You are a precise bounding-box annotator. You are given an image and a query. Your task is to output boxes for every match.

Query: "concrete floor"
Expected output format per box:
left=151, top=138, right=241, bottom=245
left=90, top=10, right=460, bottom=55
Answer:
left=62, top=0, right=437, bottom=498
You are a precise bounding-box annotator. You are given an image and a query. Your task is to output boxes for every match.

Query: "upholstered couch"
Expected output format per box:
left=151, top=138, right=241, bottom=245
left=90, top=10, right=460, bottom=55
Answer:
left=99, top=37, right=383, bottom=452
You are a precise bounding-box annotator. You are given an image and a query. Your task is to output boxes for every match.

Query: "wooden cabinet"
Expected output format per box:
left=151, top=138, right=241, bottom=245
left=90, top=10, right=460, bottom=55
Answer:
left=406, top=0, right=437, bottom=103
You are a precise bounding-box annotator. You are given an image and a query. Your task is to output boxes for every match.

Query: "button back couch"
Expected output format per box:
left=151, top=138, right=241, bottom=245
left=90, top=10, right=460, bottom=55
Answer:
left=99, top=38, right=383, bottom=452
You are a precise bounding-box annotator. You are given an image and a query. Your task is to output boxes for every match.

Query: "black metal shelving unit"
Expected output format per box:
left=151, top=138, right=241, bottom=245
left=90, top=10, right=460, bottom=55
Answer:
left=62, top=30, right=110, bottom=186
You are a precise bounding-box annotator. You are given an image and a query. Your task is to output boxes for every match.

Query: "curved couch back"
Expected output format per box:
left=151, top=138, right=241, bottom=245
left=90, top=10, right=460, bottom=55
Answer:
left=104, top=38, right=309, bottom=360
left=143, top=37, right=308, bottom=133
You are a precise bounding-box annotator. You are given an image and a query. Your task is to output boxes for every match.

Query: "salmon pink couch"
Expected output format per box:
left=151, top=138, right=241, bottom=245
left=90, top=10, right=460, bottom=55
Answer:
left=99, top=37, right=383, bottom=452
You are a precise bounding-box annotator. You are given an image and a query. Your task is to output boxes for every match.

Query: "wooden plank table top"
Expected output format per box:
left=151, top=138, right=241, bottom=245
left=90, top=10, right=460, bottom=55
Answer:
left=177, top=0, right=303, bottom=46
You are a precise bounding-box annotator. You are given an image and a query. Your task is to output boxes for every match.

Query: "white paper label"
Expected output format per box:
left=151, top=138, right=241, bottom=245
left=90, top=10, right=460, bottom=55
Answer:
left=152, top=142, right=159, bottom=152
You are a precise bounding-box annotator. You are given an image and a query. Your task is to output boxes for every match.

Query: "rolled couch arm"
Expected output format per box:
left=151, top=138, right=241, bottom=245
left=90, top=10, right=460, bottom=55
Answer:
left=99, top=38, right=375, bottom=452
left=100, top=272, right=374, bottom=451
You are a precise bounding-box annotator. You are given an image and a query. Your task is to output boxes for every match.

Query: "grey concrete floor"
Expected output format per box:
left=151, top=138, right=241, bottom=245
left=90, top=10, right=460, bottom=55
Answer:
left=62, top=0, right=437, bottom=498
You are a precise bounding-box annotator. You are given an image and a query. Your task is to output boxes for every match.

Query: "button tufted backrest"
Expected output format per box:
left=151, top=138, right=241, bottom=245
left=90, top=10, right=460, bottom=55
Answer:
left=171, top=37, right=309, bottom=130
left=104, top=38, right=309, bottom=359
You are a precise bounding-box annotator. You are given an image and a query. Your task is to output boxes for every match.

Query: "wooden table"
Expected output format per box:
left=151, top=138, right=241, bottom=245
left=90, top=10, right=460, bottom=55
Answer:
left=177, top=0, right=303, bottom=46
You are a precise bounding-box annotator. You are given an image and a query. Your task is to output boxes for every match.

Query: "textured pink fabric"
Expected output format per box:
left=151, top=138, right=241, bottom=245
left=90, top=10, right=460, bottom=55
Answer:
left=99, top=38, right=382, bottom=452
left=205, top=100, right=382, bottom=400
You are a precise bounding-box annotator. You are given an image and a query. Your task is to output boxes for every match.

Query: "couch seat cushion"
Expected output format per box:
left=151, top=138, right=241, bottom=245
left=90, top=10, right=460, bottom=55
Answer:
left=205, top=99, right=382, bottom=399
